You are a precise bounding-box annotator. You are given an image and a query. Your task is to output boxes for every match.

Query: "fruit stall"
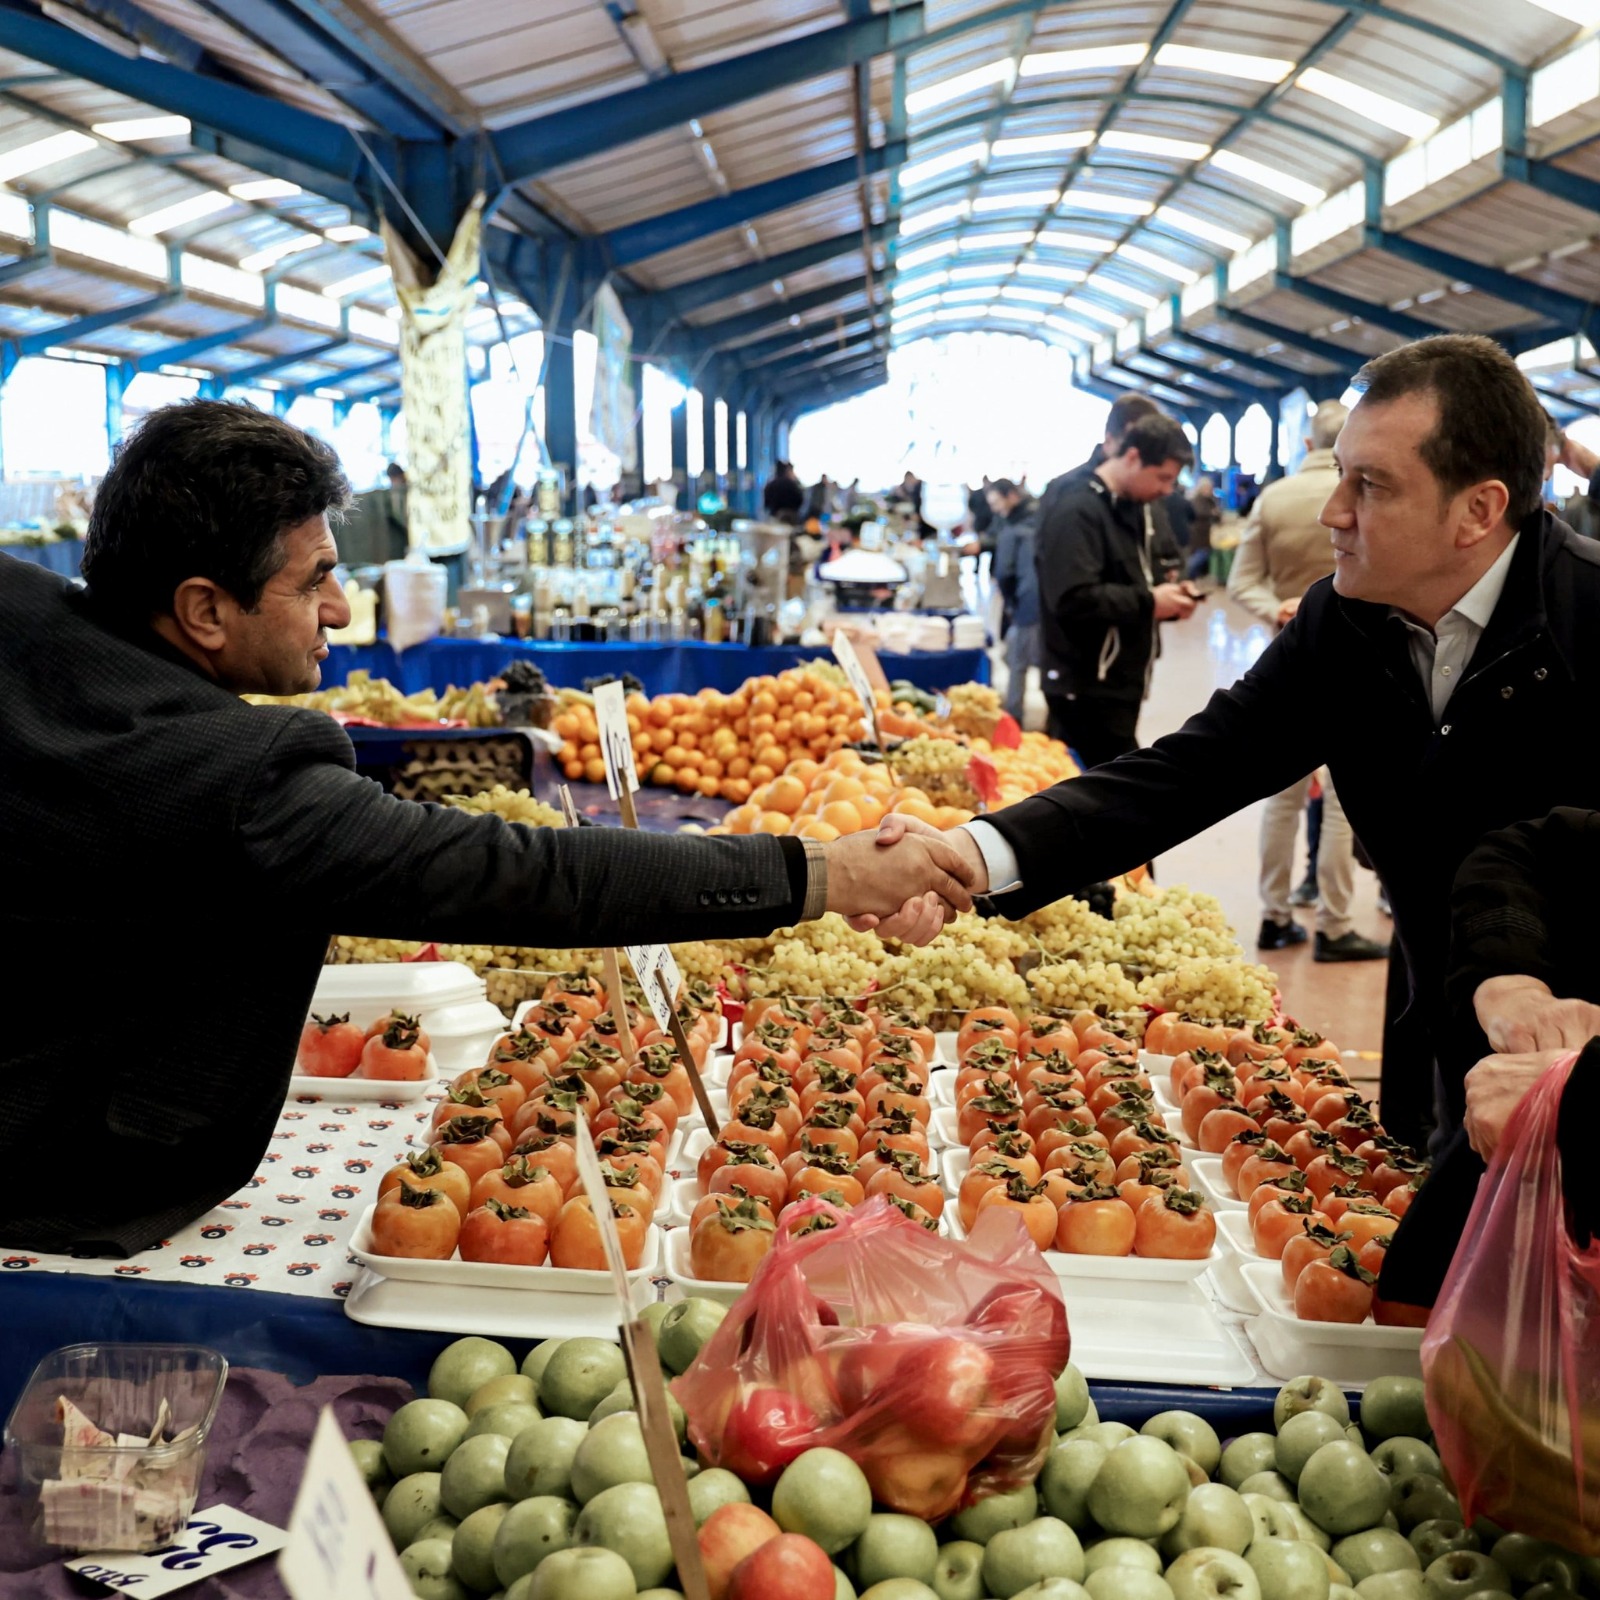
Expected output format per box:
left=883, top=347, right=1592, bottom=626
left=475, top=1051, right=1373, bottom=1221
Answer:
left=3, top=657, right=1586, bottom=1593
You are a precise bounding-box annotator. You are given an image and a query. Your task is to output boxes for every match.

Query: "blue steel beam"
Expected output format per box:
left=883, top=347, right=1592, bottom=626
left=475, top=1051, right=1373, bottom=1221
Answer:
left=13, top=290, right=179, bottom=357
left=1103, top=361, right=1200, bottom=412
left=224, top=336, right=349, bottom=386
left=1127, top=347, right=1250, bottom=398
left=1273, top=272, right=1445, bottom=342
left=698, top=275, right=872, bottom=347
left=280, top=353, right=397, bottom=397
left=605, top=142, right=905, bottom=267
left=729, top=315, right=877, bottom=370
left=1366, top=223, right=1578, bottom=329
left=1166, top=330, right=1310, bottom=387
left=665, top=224, right=891, bottom=316
left=122, top=314, right=277, bottom=374
left=493, top=6, right=923, bottom=183
left=1213, top=303, right=1370, bottom=369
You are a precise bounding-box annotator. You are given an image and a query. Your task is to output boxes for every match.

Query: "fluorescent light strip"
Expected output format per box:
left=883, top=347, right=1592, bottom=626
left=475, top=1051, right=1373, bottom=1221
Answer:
left=902, top=200, right=970, bottom=236
left=1062, top=298, right=1126, bottom=327
left=990, top=305, right=1047, bottom=322
left=1100, top=130, right=1212, bottom=161
left=1294, top=68, right=1438, bottom=139
left=229, top=178, right=302, bottom=201
left=1048, top=314, right=1100, bottom=339
left=1037, top=230, right=1114, bottom=254
left=972, top=189, right=1061, bottom=214
left=1000, top=286, right=1064, bottom=305
left=92, top=115, right=191, bottom=141
left=1154, top=204, right=1252, bottom=251
left=1087, top=273, right=1160, bottom=308
left=956, top=229, right=1036, bottom=250
left=949, top=262, right=1009, bottom=281
left=324, top=224, right=370, bottom=243
left=943, top=286, right=998, bottom=303
left=1020, top=43, right=1148, bottom=77
left=1207, top=149, right=1324, bottom=206
left=128, top=191, right=234, bottom=236
left=906, top=59, right=1016, bottom=116
left=1154, top=44, right=1293, bottom=83
left=0, top=130, right=96, bottom=183
left=1017, top=263, right=1088, bottom=282
left=992, top=131, right=1095, bottom=158
left=1060, top=189, right=1154, bottom=216
left=1118, top=243, right=1199, bottom=283
left=901, top=141, right=989, bottom=190
left=897, top=240, right=956, bottom=270
left=237, top=233, right=321, bottom=273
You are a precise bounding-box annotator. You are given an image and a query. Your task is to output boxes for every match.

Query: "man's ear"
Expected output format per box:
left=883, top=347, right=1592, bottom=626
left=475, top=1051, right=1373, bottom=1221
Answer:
left=169, top=577, right=231, bottom=652
left=1455, top=478, right=1512, bottom=550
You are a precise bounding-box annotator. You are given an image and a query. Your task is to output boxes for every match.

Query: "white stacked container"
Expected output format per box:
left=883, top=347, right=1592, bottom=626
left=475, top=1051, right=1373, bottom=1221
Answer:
left=308, top=962, right=506, bottom=1077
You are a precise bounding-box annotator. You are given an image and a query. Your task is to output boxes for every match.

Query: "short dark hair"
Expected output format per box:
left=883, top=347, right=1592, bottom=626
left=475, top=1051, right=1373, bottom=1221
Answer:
left=1122, top=414, right=1194, bottom=471
left=1353, top=334, right=1546, bottom=522
left=1106, top=392, right=1161, bottom=447
left=989, top=477, right=1020, bottom=498
left=83, top=400, right=352, bottom=617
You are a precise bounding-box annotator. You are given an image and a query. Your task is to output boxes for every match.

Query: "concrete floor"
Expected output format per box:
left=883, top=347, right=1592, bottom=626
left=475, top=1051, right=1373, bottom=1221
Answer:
left=997, top=595, right=1388, bottom=1085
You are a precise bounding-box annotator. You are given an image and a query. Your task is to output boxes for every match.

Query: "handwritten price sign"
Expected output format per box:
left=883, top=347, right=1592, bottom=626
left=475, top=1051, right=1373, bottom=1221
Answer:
left=623, top=943, right=682, bottom=1032
left=831, top=630, right=880, bottom=749
left=67, top=1507, right=287, bottom=1596
left=593, top=680, right=639, bottom=800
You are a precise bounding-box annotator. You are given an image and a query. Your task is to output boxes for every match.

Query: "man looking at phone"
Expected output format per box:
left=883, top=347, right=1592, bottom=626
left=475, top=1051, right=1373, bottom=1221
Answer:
left=1034, top=411, right=1200, bottom=765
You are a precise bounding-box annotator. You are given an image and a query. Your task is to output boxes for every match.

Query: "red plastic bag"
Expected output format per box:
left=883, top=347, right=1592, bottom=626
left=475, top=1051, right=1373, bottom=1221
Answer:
left=1422, top=1050, right=1600, bottom=1552
left=671, top=1197, right=1068, bottom=1519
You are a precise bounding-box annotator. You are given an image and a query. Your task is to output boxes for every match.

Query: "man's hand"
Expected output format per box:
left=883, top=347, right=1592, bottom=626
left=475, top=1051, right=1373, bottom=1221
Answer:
left=1276, top=596, right=1301, bottom=628
left=1473, top=974, right=1600, bottom=1053
left=1465, top=1047, right=1567, bottom=1161
left=1560, top=435, right=1600, bottom=481
left=874, top=812, right=990, bottom=894
left=1151, top=582, right=1197, bottom=621
left=823, top=824, right=980, bottom=943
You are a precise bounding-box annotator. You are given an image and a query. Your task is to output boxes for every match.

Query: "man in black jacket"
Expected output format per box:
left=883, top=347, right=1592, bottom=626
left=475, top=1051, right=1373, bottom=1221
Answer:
left=0, top=403, right=976, bottom=1255
left=879, top=333, right=1600, bottom=1298
left=1034, top=412, right=1198, bottom=765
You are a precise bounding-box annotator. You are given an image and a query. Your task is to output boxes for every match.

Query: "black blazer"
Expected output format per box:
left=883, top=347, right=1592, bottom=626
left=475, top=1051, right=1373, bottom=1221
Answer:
left=0, top=556, right=807, bottom=1253
left=988, top=510, right=1600, bottom=1140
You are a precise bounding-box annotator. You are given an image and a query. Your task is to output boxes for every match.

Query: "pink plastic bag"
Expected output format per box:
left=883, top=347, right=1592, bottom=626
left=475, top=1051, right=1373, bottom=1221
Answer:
left=1422, top=1050, right=1600, bottom=1552
left=671, top=1197, right=1069, bottom=1520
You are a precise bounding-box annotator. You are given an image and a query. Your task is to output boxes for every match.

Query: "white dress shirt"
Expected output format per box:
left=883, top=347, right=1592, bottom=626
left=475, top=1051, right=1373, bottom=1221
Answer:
left=960, top=534, right=1521, bottom=894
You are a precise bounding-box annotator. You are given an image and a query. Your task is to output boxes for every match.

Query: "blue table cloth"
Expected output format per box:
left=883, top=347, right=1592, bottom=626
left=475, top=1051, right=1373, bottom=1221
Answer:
left=325, top=638, right=989, bottom=699
left=2, top=538, right=84, bottom=577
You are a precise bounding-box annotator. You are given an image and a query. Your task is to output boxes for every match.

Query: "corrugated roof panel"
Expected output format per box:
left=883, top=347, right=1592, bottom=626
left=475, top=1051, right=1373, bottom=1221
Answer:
left=1223, top=120, right=1361, bottom=193
left=536, top=129, right=714, bottom=233
left=1403, top=179, right=1597, bottom=268
left=647, top=0, right=842, bottom=66
left=1397, top=0, right=1576, bottom=70
left=686, top=254, right=867, bottom=326
left=1231, top=281, right=1404, bottom=357
left=1311, top=247, right=1544, bottom=331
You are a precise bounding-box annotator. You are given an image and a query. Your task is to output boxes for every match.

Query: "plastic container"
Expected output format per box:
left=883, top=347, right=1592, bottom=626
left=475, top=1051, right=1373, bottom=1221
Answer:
left=1187, top=1154, right=1246, bottom=1211
left=422, top=999, right=511, bottom=1077
left=4, top=1343, right=227, bottom=1553
left=1239, top=1260, right=1423, bottom=1384
left=311, top=961, right=486, bottom=1033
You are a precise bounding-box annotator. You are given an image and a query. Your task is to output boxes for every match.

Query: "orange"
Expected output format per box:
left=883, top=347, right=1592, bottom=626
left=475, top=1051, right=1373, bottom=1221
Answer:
left=774, top=678, right=798, bottom=703
left=749, top=714, right=776, bottom=738
left=822, top=776, right=867, bottom=805
left=663, top=745, right=688, bottom=767
left=766, top=775, right=806, bottom=815
left=677, top=730, right=699, bottom=751
left=648, top=701, right=673, bottom=728
left=650, top=726, right=674, bottom=753
left=705, top=824, right=731, bottom=835
left=720, top=779, right=753, bottom=805
left=749, top=764, right=776, bottom=786
left=791, top=690, right=815, bottom=713
left=562, top=758, right=584, bottom=781
left=819, top=800, right=863, bottom=834
left=787, top=758, right=821, bottom=786
left=750, top=691, right=778, bottom=717
left=726, top=756, right=751, bottom=780
left=756, top=810, right=792, bottom=835
left=700, top=758, right=724, bottom=780
left=584, top=758, right=606, bottom=785
left=674, top=768, right=701, bottom=793
left=853, top=793, right=888, bottom=828
left=727, top=804, right=759, bottom=833
left=797, top=792, right=825, bottom=816
left=794, top=818, right=840, bottom=843
left=650, top=761, right=674, bottom=786
left=553, top=712, right=579, bottom=739
left=749, top=784, right=773, bottom=811
left=697, top=775, right=721, bottom=798
left=894, top=797, right=941, bottom=826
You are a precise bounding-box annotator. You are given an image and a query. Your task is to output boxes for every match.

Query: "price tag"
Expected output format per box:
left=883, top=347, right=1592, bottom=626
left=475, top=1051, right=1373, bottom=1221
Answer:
left=593, top=680, right=638, bottom=800
left=572, top=1112, right=636, bottom=1314
left=278, top=1409, right=412, bottom=1600
left=934, top=693, right=951, bottom=722
left=556, top=784, right=580, bottom=827
left=66, top=1507, right=287, bottom=1597
left=832, top=630, right=880, bottom=748
left=624, top=944, right=681, bottom=1032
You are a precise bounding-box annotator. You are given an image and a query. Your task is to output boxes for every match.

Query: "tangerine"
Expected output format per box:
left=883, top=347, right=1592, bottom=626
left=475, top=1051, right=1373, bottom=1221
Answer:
left=794, top=818, right=840, bottom=843
left=819, top=801, right=864, bottom=834
left=822, top=776, right=867, bottom=805
left=766, top=775, right=806, bottom=815
left=756, top=810, right=792, bottom=835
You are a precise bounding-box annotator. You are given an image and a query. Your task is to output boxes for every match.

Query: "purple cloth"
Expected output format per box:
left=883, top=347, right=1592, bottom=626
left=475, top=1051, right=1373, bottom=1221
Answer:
left=0, top=1367, right=412, bottom=1598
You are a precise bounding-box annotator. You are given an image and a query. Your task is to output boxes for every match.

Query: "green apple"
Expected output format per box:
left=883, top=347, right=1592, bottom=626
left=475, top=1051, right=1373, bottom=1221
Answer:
left=1330, top=1532, right=1421, bottom=1585
left=772, top=1447, right=874, bottom=1555
left=1372, top=1439, right=1441, bottom=1485
left=1488, top=1535, right=1584, bottom=1591
left=1423, top=1553, right=1510, bottom=1600
left=451, top=1501, right=510, bottom=1592
left=1409, top=1523, right=1477, bottom=1564
left=430, top=1338, right=516, bottom=1410
left=415, top=1516, right=460, bottom=1546
left=520, top=1340, right=565, bottom=1388
left=1359, top=1379, right=1429, bottom=1443
left=1275, top=1378, right=1351, bottom=1431
left=686, top=1467, right=750, bottom=1526
left=1298, top=1443, right=1393, bottom=1536
left=350, top=1437, right=391, bottom=1491
left=383, top=1471, right=446, bottom=1550
left=1244, top=1495, right=1302, bottom=1543
left=467, top=1373, right=539, bottom=1418
left=529, top=1546, right=637, bottom=1600
left=386, top=1400, right=471, bottom=1480
left=399, top=1537, right=469, bottom=1600
left=1220, top=1435, right=1279, bottom=1490
left=440, top=1433, right=513, bottom=1520
left=1237, top=1471, right=1294, bottom=1503
left=1086, top=1570, right=1174, bottom=1600
left=1330, top=1587, right=1357, bottom=1600
left=1165, top=1548, right=1262, bottom=1600
left=570, top=1414, right=654, bottom=1503
left=835, top=1566, right=858, bottom=1600
left=858, top=1584, right=941, bottom=1600
left=1056, top=1365, right=1092, bottom=1432
left=1088, top=1438, right=1191, bottom=1538
left=931, top=1540, right=987, bottom=1600
left=539, top=1339, right=628, bottom=1422
left=467, top=1401, right=545, bottom=1442
left=504, top=1417, right=587, bottom=1502
left=1011, top=1583, right=1094, bottom=1600
left=853, top=1515, right=940, bottom=1589
left=1065, top=1422, right=1139, bottom=1449
left=982, top=1518, right=1087, bottom=1598
left=1392, top=1478, right=1460, bottom=1535
left=1247, top=1538, right=1332, bottom=1600
left=1354, top=1575, right=1429, bottom=1600
left=1280, top=1506, right=1331, bottom=1551
left=1083, top=1539, right=1163, bottom=1576
left=1275, top=1414, right=1348, bottom=1487
left=657, top=1298, right=727, bottom=1375
left=491, top=1496, right=579, bottom=1586
left=1161, top=1484, right=1253, bottom=1558
left=574, top=1481, right=674, bottom=1589
left=950, top=1482, right=1039, bottom=1545
left=638, top=1299, right=673, bottom=1339
left=1141, top=1412, right=1222, bottom=1477
left=588, top=1382, right=687, bottom=1441
left=1040, top=1441, right=1108, bottom=1533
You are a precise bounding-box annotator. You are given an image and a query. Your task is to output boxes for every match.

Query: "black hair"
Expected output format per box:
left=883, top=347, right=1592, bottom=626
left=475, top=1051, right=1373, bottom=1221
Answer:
left=1121, top=414, right=1194, bottom=470
left=1106, top=392, right=1161, bottom=448
left=989, top=478, right=1020, bottom=497
left=83, top=399, right=354, bottom=617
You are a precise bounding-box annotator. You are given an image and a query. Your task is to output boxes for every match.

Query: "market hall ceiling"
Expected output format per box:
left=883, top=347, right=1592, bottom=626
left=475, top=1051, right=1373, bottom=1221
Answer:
left=0, top=0, right=1596, bottom=421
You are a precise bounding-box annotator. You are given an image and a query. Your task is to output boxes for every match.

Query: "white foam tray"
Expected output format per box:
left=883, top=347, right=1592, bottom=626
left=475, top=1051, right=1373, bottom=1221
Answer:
left=1062, top=1277, right=1258, bottom=1385
left=943, top=1205, right=1220, bottom=1283
left=287, top=1052, right=442, bottom=1103
left=1212, top=1210, right=1265, bottom=1314
left=348, top=1204, right=661, bottom=1292
left=343, top=1265, right=654, bottom=1338
left=1238, top=1260, right=1423, bottom=1383
left=1187, top=1155, right=1246, bottom=1211
left=935, top=1031, right=959, bottom=1067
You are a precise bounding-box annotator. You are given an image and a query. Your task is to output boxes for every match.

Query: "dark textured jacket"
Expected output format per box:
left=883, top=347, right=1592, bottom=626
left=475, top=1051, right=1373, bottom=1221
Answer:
left=0, top=556, right=809, bottom=1253
left=988, top=510, right=1600, bottom=1139
left=992, top=496, right=1042, bottom=628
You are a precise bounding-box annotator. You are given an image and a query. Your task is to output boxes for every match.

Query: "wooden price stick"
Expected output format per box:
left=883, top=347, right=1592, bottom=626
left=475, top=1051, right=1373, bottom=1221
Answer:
left=571, top=1116, right=710, bottom=1600
left=625, top=944, right=722, bottom=1141
left=557, top=784, right=637, bottom=1066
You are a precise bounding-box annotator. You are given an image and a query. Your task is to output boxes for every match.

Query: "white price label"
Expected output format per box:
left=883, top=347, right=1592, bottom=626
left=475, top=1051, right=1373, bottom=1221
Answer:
left=593, top=680, right=638, bottom=799
left=624, top=944, right=681, bottom=1032
left=572, top=1113, right=636, bottom=1314
left=831, top=631, right=880, bottom=746
left=278, top=1409, right=412, bottom=1600
left=66, top=1506, right=287, bottom=1597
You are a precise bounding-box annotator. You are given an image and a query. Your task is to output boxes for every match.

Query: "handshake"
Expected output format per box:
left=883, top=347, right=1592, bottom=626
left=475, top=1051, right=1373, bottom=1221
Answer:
left=819, top=814, right=993, bottom=945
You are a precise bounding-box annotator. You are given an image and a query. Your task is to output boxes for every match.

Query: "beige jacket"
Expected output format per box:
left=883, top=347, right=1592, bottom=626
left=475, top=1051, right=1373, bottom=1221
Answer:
left=1228, top=448, right=1341, bottom=626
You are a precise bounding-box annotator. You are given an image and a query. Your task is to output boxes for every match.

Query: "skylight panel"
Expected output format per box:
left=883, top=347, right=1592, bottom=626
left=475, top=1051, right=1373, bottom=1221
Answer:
left=1208, top=149, right=1325, bottom=206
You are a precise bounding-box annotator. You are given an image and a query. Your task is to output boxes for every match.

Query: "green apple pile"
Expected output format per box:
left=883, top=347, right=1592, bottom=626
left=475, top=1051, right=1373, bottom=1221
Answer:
left=356, top=1320, right=1600, bottom=1600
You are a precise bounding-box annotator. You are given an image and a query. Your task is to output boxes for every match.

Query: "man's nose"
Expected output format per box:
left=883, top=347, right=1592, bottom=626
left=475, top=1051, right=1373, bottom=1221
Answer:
left=1319, top=486, right=1352, bottom=527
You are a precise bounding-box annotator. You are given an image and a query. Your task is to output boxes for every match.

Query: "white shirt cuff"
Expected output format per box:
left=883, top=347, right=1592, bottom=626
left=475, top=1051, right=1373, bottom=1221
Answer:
left=961, top=820, right=1023, bottom=895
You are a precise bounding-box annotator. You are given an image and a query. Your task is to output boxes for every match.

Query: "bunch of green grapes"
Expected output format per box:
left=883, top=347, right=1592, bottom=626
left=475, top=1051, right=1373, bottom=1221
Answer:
left=1014, top=896, right=1123, bottom=964
left=889, top=736, right=972, bottom=782
left=945, top=681, right=1001, bottom=739
left=444, top=785, right=566, bottom=828
left=1028, top=959, right=1142, bottom=1014
left=325, top=935, right=424, bottom=964
left=878, top=934, right=1029, bottom=1020
left=945, top=911, right=1031, bottom=965
left=671, top=940, right=747, bottom=985
left=1137, top=956, right=1278, bottom=1023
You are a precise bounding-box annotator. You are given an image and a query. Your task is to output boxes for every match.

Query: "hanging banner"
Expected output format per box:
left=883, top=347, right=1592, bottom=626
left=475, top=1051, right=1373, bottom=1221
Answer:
left=383, top=193, right=484, bottom=554
left=589, top=281, right=637, bottom=471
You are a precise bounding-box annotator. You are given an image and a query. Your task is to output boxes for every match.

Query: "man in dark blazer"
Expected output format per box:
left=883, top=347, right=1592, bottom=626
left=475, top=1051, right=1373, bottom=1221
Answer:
left=880, top=332, right=1600, bottom=1304
left=0, top=402, right=976, bottom=1255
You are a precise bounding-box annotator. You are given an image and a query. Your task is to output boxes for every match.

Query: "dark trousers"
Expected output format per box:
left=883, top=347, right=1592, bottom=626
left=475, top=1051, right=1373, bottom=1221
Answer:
left=1304, top=794, right=1323, bottom=878
left=1045, top=694, right=1141, bottom=769
left=1380, top=946, right=1437, bottom=1154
